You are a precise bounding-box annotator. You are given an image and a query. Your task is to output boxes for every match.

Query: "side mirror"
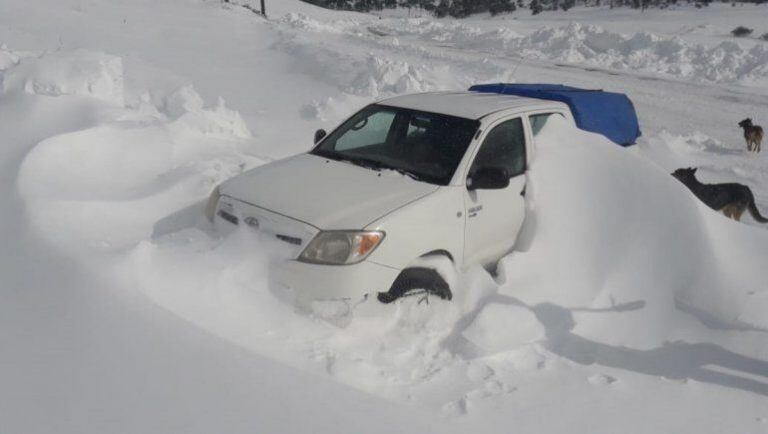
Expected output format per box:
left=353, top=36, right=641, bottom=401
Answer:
left=314, top=129, right=327, bottom=144
left=467, top=167, right=510, bottom=191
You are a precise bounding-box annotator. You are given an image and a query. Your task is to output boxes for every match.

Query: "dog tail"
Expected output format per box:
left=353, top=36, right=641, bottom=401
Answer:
left=748, top=191, right=768, bottom=223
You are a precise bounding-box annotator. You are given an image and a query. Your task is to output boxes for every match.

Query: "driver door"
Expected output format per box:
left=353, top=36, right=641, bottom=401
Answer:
left=463, top=117, right=528, bottom=267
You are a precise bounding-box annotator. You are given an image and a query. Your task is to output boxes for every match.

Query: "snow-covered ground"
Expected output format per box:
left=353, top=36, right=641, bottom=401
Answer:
left=1, top=1, right=768, bottom=433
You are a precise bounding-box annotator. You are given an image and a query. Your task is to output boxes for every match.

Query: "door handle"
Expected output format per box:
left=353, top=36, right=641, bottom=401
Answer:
left=520, top=185, right=526, bottom=197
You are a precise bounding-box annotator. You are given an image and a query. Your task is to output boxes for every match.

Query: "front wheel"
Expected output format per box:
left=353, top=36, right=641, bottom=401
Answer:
left=377, top=267, right=452, bottom=304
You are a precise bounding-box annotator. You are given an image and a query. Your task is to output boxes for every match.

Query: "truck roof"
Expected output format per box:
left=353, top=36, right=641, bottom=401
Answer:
left=377, top=91, right=569, bottom=120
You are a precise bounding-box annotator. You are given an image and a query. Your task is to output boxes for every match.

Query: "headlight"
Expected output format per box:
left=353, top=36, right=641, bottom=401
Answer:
left=205, top=186, right=221, bottom=221
left=298, top=231, right=384, bottom=265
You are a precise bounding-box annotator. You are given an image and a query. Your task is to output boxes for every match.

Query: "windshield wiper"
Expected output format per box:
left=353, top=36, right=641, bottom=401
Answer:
left=339, top=155, right=386, bottom=171
left=347, top=158, right=426, bottom=182
left=346, top=156, right=428, bottom=182
left=313, top=149, right=378, bottom=169
left=390, top=167, right=425, bottom=182
left=315, top=151, right=427, bottom=182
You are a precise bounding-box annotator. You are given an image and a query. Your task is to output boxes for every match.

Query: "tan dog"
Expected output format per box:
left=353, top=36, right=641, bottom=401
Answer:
left=739, top=118, right=763, bottom=153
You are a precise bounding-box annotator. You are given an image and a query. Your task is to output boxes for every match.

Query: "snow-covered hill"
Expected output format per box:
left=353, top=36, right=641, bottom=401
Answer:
left=1, top=1, right=767, bottom=433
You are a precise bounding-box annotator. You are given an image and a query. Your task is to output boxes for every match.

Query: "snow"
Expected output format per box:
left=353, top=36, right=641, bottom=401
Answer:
left=501, top=116, right=768, bottom=344
left=0, top=43, right=19, bottom=70
left=462, top=303, right=546, bottom=353
left=1, top=0, right=768, bottom=433
left=2, top=49, right=125, bottom=104
left=515, top=23, right=768, bottom=84
left=307, top=7, right=768, bottom=85
left=16, top=73, right=256, bottom=252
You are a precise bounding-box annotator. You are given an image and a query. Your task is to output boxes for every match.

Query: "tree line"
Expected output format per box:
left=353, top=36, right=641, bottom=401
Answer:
left=300, top=0, right=765, bottom=17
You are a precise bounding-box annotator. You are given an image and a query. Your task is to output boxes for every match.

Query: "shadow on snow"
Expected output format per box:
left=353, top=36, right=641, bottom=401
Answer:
left=444, top=293, right=768, bottom=397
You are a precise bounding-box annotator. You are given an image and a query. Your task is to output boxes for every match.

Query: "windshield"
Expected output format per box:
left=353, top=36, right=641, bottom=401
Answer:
left=311, top=104, right=479, bottom=186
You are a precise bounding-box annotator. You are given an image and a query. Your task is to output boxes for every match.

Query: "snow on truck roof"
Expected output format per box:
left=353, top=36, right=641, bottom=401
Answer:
left=378, top=91, right=567, bottom=120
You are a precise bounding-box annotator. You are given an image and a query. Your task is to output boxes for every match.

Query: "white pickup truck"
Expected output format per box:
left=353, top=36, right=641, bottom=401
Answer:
left=206, top=91, right=574, bottom=304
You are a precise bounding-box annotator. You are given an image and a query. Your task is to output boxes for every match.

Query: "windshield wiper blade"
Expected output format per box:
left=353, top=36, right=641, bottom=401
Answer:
left=320, top=152, right=425, bottom=181
left=313, top=150, right=379, bottom=169
left=349, top=157, right=426, bottom=182
left=340, top=156, right=386, bottom=171
left=390, top=167, right=425, bottom=182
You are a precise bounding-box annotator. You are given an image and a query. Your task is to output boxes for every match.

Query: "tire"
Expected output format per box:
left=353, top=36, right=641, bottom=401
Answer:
left=377, top=267, right=452, bottom=304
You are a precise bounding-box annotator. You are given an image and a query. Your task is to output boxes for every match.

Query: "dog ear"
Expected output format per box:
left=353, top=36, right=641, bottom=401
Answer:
left=691, top=168, right=698, bottom=174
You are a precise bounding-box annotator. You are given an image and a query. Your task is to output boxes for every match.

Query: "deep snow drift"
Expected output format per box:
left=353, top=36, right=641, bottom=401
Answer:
left=13, top=52, right=257, bottom=252
left=2, top=1, right=768, bottom=433
left=0, top=46, right=468, bottom=434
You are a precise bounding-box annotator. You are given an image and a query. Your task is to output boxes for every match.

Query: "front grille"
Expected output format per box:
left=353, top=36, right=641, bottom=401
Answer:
left=276, top=234, right=302, bottom=246
left=218, top=210, right=239, bottom=225
left=216, top=196, right=318, bottom=259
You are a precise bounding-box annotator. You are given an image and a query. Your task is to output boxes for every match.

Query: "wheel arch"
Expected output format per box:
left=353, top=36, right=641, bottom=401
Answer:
left=377, top=249, right=457, bottom=304
left=420, top=249, right=455, bottom=263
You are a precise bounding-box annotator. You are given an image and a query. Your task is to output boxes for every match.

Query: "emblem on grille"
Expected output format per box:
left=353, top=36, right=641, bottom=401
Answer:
left=243, top=216, right=260, bottom=229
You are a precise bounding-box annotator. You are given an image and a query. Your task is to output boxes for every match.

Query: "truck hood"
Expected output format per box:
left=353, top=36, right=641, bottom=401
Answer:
left=219, top=153, right=438, bottom=230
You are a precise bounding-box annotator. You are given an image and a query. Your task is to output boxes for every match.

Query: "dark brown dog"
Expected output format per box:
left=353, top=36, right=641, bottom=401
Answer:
left=738, top=118, right=763, bottom=153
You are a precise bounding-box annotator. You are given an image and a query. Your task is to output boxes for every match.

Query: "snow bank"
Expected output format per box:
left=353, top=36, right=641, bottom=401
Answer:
left=368, top=18, right=522, bottom=51
left=275, top=13, right=512, bottom=122
left=277, top=37, right=475, bottom=99
left=277, top=35, right=484, bottom=120
left=2, top=48, right=125, bottom=105
left=279, top=12, right=357, bottom=35
left=14, top=49, right=257, bottom=252
left=276, top=28, right=510, bottom=123
left=348, top=55, right=437, bottom=96
left=164, top=86, right=252, bottom=140
left=126, top=229, right=508, bottom=403
left=366, top=18, right=768, bottom=84
left=498, top=116, right=768, bottom=347
left=517, top=23, right=768, bottom=84
left=462, top=304, right=545, bottom=353
left=0, top=43, right=20, bottom=71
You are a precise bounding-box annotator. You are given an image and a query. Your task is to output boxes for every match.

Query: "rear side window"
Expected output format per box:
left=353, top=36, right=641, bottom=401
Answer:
left=530, top=113, right=565, bottom=136
left=471, top=118, right=526, bottom=178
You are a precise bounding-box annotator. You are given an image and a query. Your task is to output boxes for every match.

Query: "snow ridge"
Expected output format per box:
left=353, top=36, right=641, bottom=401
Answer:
left=344, top=15, right=768, bottom=85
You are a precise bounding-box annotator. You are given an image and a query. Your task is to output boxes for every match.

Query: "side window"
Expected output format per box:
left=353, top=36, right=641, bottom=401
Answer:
left=334, top=110, right=396, bottom=151
left=530, top=113, right=565, bottom=137
left=471, top=118, right=526, bottom=178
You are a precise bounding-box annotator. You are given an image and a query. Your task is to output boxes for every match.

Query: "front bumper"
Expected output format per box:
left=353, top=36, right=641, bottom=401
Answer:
left=272, top=258, right=401, bottom=302
left=214, top=195, right=401, bottom=302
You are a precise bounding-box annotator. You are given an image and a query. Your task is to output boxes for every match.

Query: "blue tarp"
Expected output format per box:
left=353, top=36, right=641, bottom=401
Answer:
left=469, top=83, right=642, bottom=146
